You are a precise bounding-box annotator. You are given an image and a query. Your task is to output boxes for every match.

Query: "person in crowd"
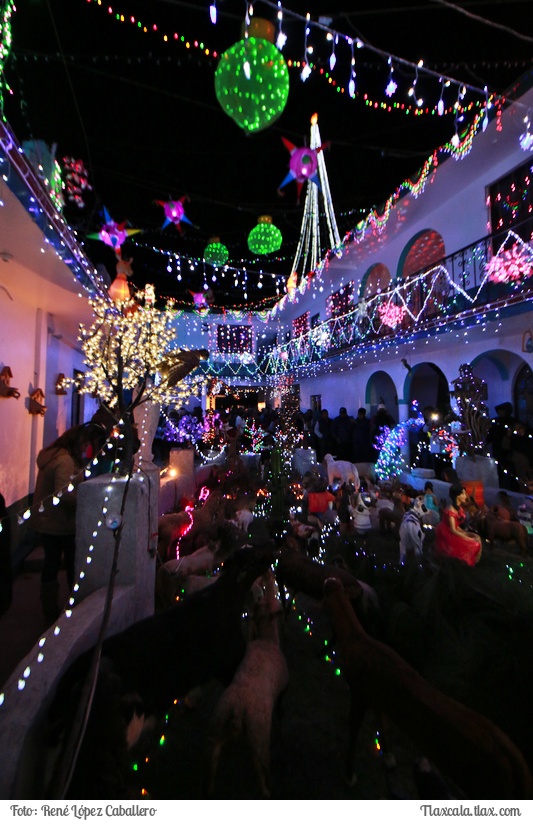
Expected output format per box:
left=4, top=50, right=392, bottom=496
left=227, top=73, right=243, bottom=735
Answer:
left=434, top=483, right=483, bottom=567
left=314, top=409, right=335, bottom=462
left=228, top=405, right=245, bottom=445
left=416, top=406, right=438, bottom=470
left=301, top=409, right=314, bottom=449
left=331, top=406, right=354, bottom=461
left=352, top=407, right=374, bottom=463
left=31, top=423, right=107, bottom=623
left=370, top=402, right=396, bottom=460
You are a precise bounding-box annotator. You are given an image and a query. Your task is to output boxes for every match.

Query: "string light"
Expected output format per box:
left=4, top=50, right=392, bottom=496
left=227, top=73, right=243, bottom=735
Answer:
left=385, top=57, right=397, bottom=98
left=520, top=111, right=533, bottom=152
left=209, top=2, right=217, bottom=26
left=347, top=38, right=356, bottom=99
left=329, top=34, right=337, bottom=72
left=301, top=15, right=312, bottom=82
left=276, top=1, right=286, bottom=50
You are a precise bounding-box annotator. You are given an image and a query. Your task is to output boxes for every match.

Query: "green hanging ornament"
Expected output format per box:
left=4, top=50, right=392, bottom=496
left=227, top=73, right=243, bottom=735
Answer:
left=214, top=37, right=289, bottom=134
left=203, top=238, right=229, bottom=267
left=247, top=215, right=283, bottom=255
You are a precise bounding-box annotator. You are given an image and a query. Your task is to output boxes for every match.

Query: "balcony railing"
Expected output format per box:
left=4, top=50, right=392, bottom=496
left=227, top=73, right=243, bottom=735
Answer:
left=264, top=220, right=533, bottom=376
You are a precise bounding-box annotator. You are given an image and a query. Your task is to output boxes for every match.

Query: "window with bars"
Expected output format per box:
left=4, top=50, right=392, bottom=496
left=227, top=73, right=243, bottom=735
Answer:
left=216, top=325, right=253, bottom=355
left=292, top=311, right=310, bottom=338
left=488, top=159, right=533, bottom=239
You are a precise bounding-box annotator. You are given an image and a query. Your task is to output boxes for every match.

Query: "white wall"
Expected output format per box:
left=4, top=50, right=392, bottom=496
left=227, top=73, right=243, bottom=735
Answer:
left=0, top=182, right=95, bottom=509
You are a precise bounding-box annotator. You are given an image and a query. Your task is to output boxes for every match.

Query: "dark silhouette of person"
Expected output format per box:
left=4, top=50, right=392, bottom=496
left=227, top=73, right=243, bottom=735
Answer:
left=314, top=409, right=335, bottom=462
left=370, top=403, right=396, bottom=460
left=352, top=408, right=374, bottom=463
left=331, top=407, right=354, bottom=460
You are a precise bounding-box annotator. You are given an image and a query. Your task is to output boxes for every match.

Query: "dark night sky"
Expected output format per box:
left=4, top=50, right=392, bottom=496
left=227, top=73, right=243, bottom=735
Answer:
left=4, top=0, right=532, bottom=309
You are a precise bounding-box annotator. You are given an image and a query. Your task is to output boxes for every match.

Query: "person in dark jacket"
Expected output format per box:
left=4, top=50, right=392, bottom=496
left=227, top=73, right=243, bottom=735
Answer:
left=331, top=407, right=354, bottom=461
left=352, top=407, right=374, bottom=463
left=31, top=423, right=106, bottom=623
left=314, top=409, right=335, bottom=462
left=370, top=403, right=396, bottom=460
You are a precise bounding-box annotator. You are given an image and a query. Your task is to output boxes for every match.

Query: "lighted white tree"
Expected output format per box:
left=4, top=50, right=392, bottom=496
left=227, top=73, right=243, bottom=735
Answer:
left=78, top=285, right=207, bottom=470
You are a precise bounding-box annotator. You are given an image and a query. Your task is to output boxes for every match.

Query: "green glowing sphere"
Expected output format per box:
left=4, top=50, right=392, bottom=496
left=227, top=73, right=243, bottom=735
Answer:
left=215, top=37, right=289, bottom=134
left=247, top=215, right=282, bottom=255
left=203, top=241, right=229, bottom=267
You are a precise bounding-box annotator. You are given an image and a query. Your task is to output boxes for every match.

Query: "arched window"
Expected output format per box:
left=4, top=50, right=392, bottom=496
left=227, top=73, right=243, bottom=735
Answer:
left=398, top=230, right=446, bottom=320
left=360, top=263, right=391, bottom=299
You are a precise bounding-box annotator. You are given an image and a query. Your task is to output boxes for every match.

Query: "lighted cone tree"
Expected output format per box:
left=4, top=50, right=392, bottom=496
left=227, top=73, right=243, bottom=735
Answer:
left=78, top=285, right=208, bottom=472
left=290, top=114, right=341, bottom=287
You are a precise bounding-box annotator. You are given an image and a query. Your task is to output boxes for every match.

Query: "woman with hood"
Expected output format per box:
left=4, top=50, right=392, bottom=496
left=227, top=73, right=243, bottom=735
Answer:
left=31, top=423, right=106, bottom=623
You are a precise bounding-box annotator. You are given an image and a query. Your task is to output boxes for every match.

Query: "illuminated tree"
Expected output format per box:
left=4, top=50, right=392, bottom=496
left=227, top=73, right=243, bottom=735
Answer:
left=78, top=286, right=207, bottom=470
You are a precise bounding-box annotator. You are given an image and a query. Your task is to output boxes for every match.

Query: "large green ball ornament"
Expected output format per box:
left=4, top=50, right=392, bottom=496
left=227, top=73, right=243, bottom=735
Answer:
left=203, top=240, right=229, bottom=267
left=248, top=215, right=282, bottom=255
left=215, top=37, right=289, bottom=134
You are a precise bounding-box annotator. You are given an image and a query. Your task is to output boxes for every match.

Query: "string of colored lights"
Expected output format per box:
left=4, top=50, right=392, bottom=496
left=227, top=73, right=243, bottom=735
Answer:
left=266, top=230, right=533, bottom=377
left=269, top=106, right=510, bottom=319
left=80, top=0, right=511, bottom=122
left=12, top=49, right=517, bottom=121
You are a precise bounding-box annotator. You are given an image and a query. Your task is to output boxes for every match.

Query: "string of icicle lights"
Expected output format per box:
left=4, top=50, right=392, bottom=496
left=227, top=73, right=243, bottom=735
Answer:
left=82, top=0, right=515, bottom=121
left=268, top=100, right=516, bottom=319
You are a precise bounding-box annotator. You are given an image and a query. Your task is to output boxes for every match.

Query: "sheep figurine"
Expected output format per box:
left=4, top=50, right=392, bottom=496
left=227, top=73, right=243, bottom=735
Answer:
left=323, top=453, right=360, bottom=490
left=156, top=540, right=223, bottom=608
left=206, top=569, right=288, bottom=798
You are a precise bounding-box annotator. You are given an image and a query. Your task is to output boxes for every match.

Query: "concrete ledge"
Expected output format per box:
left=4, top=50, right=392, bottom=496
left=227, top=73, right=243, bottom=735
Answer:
left=0, top=584, right=137, bottom=799
left=400, top=471, right=528, bottom=510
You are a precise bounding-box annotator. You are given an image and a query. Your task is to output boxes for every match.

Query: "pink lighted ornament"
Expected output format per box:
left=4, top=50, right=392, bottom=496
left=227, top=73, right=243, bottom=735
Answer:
left=378, top=302, right=406, bottom=328
left=88, top=207, right=140, bottom=252
left=279, top=138, right=322, bottom=202
left=486, top=243, right=533, bottom=283
left=156, top=196, right=193, bottom=232
left=189, top=288, right=214, bottom=312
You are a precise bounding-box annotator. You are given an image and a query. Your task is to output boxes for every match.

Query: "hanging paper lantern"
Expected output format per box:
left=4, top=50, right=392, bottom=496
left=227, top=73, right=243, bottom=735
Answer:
left=485, top=242, right=533, bottom=283
left=378, top=302, right=406, bottom=329
left=214, top=37, right=289, bottom=134
left=204, top=238, right=229, bottom=267
left=247, top=215, right=282, bottom=255
left=156, top=197, right=193, bottom=232
left=279, top=135, right=323, bottom=202
left=87, top=207, right=140, bottom=252
left=190, top=288, right=214, bottom=313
